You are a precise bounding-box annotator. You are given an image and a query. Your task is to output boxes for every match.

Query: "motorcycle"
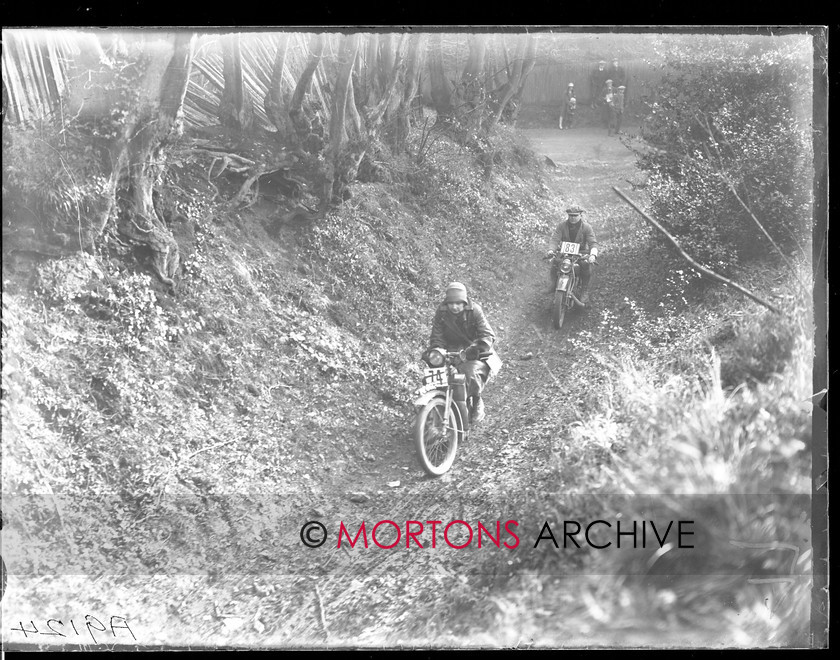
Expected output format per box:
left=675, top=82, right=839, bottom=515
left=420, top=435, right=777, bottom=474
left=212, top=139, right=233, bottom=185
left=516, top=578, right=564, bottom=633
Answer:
left=412, top=347, right=502, bottom=476
left=546, top=241, right=595, bottom=329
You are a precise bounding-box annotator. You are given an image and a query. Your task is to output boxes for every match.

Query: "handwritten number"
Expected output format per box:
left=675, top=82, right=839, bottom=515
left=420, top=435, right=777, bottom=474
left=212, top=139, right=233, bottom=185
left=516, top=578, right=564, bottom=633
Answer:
left=10, top=620, right=38, bottom=637
left=44, top=619, right=66, bottom=637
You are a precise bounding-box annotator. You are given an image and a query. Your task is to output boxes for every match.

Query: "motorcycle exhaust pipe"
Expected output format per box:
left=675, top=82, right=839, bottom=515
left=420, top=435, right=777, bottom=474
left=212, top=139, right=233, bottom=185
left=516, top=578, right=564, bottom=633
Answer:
left=570, top=292, right=585, bottom=308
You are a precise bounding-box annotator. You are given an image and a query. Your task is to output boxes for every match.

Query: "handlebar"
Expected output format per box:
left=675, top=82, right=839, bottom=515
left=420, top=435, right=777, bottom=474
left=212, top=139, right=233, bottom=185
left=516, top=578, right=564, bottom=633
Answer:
left=545, top=251, right=597, bottom=264
left=422, top=347, right=492, bottom=367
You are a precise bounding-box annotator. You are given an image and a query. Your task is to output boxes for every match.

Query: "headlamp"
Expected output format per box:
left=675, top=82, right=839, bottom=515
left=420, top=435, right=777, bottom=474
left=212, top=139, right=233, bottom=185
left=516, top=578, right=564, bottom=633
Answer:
left=427, top=348, right=445, bottom=367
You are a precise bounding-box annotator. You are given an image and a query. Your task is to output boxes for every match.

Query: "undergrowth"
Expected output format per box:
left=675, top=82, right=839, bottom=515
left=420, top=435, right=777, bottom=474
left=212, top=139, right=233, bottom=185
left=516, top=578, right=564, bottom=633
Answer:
left=483, top=256, right=814, bottom=647
left=1, top=121, right=562, bottom=580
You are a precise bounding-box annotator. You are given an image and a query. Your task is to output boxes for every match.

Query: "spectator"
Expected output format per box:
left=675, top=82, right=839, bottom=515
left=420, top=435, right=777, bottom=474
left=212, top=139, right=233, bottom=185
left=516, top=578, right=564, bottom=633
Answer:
left=609, top=85, right=625, bottom=136
left=559, top=82, right=576, bottom=129
left=601, top=79, right=614, bottom=128
left=607, top=58, right=627, bottom=92
left=589, top=60, right=607, bottom=107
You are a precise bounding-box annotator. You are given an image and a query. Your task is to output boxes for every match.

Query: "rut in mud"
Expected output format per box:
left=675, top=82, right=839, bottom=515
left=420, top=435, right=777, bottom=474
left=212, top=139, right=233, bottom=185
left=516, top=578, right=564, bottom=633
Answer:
left=3, top=124, right=665, bottom=648
left=167, top=125, right=649, bottom=647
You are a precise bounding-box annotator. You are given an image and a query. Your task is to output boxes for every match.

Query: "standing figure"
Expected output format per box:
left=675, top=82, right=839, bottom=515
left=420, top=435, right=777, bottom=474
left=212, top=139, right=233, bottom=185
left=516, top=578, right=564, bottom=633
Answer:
left=589, top=60, right=607, bottom=107
left=601, top=79, right=614, bottom=128
left=607, top=58, right=627, bottom=91
left=609, top=85, right=625, bottom=136
left=560, top=82, right=576, bottom=129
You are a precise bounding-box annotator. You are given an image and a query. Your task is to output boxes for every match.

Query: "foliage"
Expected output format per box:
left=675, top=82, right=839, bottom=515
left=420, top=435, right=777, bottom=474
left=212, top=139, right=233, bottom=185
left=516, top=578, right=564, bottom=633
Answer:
left=635, top=38, right=812, bottom=266
left=2, top=124, right=109, bottom=239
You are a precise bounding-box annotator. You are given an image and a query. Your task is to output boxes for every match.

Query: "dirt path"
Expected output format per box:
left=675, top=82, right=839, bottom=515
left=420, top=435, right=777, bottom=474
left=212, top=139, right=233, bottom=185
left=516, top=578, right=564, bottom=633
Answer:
left=163, top=125, right=649, bottom=647
left=4, top=126, right=649, bottom=650
left=223, top=125, right=650, bottom=646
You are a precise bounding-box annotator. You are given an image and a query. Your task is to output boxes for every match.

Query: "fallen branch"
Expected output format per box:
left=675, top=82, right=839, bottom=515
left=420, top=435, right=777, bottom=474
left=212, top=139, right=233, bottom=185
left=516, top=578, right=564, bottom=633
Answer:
left=612, top=186, right=784, bottom=316
left=228, top=171, right=264, bottom=209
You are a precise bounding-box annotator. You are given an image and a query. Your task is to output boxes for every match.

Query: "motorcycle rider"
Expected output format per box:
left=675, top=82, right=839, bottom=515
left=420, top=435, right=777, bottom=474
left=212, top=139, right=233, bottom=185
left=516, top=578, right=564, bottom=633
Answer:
left=427, top=282, right=496, bottom=424
left=547, top=206, right=599, bottom=305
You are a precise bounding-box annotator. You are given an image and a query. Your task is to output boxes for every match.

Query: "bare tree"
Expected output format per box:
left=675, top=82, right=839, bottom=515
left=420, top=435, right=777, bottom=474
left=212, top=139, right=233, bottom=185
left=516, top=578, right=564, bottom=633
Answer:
left=428, top=33, right=454, bottom=120
left=486, top=33, right=536, bottom=129
left=218, top=33, right=254, bottom=131
left=109, top=32, right=196, bottom=288
left=263, top=33, right=294, bottom=139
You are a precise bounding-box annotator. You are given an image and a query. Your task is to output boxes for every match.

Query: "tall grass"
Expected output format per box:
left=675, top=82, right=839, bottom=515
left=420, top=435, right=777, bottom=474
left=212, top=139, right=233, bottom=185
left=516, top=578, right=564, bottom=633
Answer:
left=487, top=279, right=814, bottom=647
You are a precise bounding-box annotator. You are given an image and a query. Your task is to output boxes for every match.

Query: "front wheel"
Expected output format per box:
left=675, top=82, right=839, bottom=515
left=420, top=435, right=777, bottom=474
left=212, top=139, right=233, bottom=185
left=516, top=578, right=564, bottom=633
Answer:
left=414, top=397, right=459, bottom=476
left=552, top=290, right=567, bottom=329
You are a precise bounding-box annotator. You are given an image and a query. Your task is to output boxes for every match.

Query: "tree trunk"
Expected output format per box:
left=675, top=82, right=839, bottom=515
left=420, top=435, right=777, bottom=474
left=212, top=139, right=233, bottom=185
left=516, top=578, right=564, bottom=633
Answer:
left=322, top=33, right=359, bottom=210
left=364, top=34, right=406, bottom=133
left=486, top=34, right=528, bottom=130
left=218, top=33, right=254, bottom=131
left=506, top=34, right=537, bottom=125
left=113, top=32, right=195, bottom=289
left=389, top=33, right=426, bottom=151
left=456, top=34, right=487, bottom=131
left=263, top=33, right=294, bottom=139
left=428, top=33, right=453, bottom=120
left=289, top=33, right=325, bottom=148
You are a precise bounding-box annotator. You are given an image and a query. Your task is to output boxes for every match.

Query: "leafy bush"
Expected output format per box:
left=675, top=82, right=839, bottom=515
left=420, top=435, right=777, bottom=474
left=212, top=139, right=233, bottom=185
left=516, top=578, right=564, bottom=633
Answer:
left=636, top=38, right=812, bottom=266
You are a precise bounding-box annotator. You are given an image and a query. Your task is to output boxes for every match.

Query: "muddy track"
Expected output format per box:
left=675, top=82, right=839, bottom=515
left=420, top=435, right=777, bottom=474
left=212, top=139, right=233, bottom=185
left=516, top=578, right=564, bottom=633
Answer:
left=198, top=126, right=648, bottom=646
left=17, top=126, right=646, bottom=649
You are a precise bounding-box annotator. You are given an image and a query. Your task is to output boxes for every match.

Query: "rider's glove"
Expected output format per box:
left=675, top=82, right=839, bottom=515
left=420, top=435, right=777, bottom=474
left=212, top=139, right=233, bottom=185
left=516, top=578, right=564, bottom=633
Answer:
left=546, top=250, right=555, bottom=258
left=464, top=345, right=481, bottom=361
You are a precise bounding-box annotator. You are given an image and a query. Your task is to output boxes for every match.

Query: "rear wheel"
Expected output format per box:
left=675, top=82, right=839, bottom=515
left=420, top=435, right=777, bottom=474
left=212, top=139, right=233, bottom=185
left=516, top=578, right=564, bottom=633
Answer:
left=552, top=290, right=567, bottom=329
left=414, top=397, right=459, bottom=476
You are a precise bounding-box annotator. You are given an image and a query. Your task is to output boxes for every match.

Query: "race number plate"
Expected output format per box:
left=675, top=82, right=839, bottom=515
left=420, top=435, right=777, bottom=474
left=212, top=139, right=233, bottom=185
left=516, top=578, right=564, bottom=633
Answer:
left=413, top=382, right=438, bottom=399
left=422, top=367, right=447, bottom=387
left=560, top=241, right=580, bottom=255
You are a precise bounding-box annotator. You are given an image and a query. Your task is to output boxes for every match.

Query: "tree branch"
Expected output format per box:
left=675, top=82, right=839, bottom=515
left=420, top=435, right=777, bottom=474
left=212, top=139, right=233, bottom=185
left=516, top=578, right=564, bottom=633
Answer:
left=612, top=186, right=785, bottom=316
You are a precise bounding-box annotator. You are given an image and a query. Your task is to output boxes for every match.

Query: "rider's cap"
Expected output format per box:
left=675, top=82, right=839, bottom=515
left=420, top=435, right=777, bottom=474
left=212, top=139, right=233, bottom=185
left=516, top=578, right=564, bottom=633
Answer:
left=617, top=85, right=626, bottom=90
left=598, top=60, right=606, bottom=64
left=568, top=82, right=574, bottom=87
left=444, top=282, right=468, bottom=304
left=605, top=79, right=613, bottom=84
left=566, top=206, right=584, bottom=215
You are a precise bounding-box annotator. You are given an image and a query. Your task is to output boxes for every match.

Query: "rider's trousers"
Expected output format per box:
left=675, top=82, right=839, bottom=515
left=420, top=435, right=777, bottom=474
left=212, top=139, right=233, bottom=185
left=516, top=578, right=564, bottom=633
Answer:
left=457, top=360, right=490, bottom=400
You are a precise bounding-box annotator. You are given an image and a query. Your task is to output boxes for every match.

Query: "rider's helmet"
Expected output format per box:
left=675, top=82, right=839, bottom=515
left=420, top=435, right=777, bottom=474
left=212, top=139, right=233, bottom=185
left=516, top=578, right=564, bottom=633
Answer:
left=444, top=282, right=468, bottom=304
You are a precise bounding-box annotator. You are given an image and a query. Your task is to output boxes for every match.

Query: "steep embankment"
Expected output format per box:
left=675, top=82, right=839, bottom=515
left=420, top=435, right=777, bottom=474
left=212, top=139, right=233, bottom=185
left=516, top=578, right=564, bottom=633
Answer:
left=2, top=120, right=810, bottom=648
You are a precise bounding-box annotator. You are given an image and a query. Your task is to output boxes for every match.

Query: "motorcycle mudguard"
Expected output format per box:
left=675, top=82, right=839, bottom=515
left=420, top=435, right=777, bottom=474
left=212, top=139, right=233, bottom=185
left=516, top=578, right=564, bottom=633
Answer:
left=556, top=276, right=570, bottom=292
left=413, top=389, right=444, bottom=408
left=414, top=392, right=467, bottom=439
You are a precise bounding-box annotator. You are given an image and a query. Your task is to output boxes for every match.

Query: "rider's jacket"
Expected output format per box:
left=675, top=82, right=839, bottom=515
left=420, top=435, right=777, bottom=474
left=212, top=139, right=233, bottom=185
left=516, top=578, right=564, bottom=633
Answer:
left=429, top=300, right=496, bottom=353
left=548, top=219, right=598, bottom=254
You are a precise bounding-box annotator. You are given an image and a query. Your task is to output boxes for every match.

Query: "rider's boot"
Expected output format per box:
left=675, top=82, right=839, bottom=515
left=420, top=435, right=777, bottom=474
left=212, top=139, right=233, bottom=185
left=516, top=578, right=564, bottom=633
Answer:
left=579, top=269, right=592, bottom=306
left=470, top=396, right=486, bottom=424
left=579, top=286, right=590, bottom=306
